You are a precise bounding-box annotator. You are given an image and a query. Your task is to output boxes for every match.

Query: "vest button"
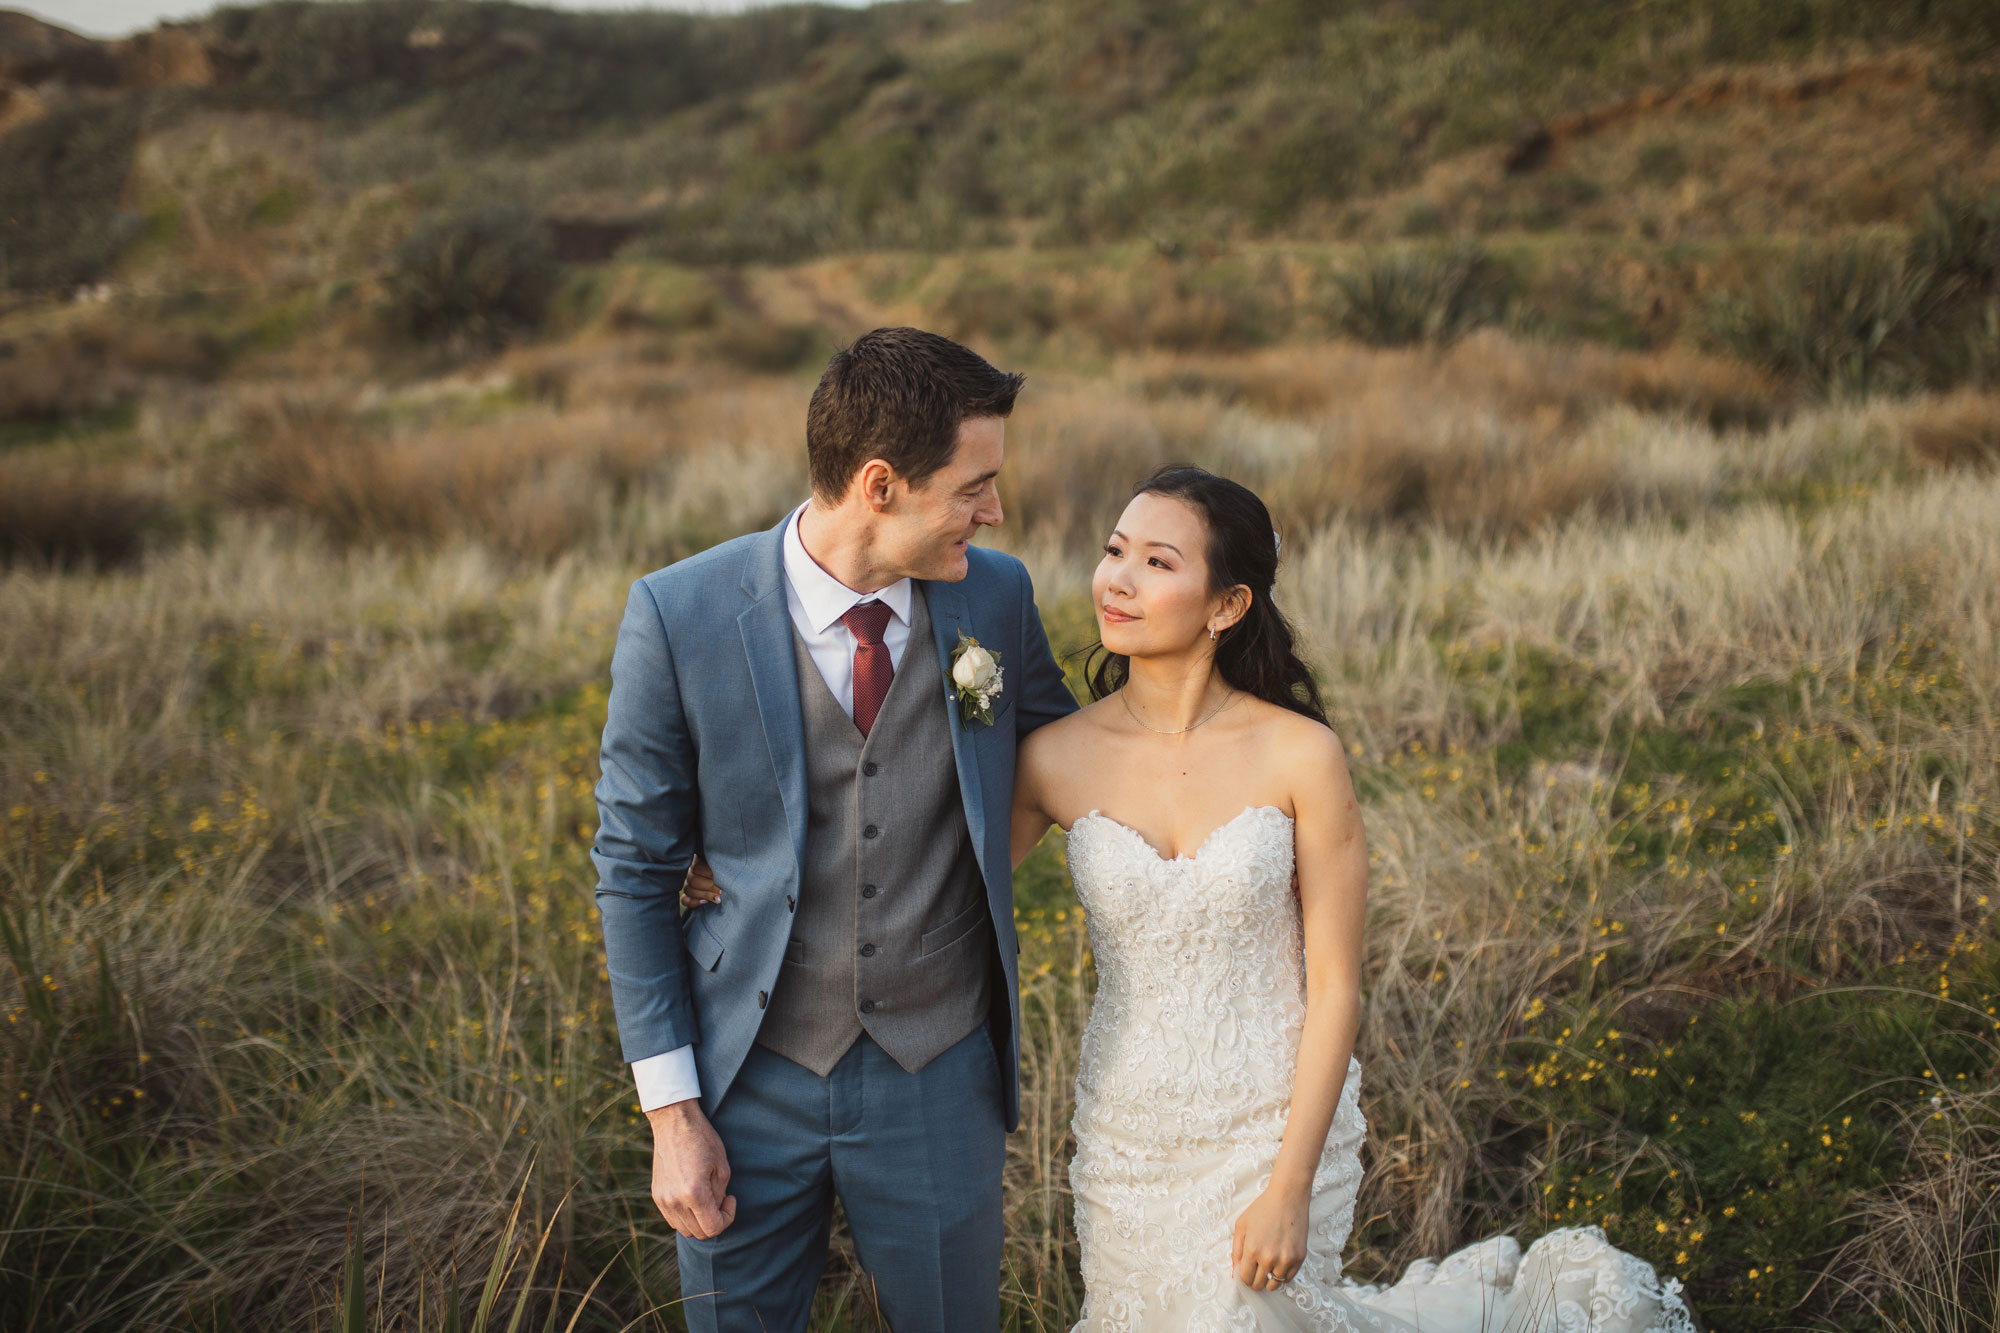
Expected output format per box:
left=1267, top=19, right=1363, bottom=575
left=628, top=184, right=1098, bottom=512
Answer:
left=860, top=942, right=876, bottom=957
left=786, top=895, right=795, bottom=912
left=862, top=884, right=878, bottom=898
left=863, top=761, right=879, bottom=776
left=860, top=999, right=876, bottom=1014
left=757, top=990, right=768, bottom=1009
left=863, top=824, right=880, bottom=839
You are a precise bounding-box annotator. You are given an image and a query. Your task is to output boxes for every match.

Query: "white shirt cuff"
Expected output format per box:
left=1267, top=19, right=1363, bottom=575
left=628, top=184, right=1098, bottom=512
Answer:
left=632, top=1045, right=701, bottom=1111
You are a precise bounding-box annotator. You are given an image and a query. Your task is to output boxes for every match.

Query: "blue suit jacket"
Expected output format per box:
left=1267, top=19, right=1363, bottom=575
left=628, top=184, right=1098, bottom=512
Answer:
left=591, top=514, right=1080, bottom=1131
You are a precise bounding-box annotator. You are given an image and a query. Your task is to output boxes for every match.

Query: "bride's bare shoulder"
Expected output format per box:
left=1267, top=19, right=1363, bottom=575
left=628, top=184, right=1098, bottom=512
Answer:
left=1020, top=695, right=1119, bottom=763
left=1234, top=695, right=1344, bottom=751
left=1232, top=698, right=1353, bottom=793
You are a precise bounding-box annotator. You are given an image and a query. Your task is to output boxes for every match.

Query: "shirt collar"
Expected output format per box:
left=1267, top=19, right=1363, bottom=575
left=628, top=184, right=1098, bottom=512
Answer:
left=781, top=501, right=913, bottom=635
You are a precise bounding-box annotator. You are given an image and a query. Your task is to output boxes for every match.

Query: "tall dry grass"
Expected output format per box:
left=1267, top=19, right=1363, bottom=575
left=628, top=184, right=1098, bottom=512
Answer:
left=229, top=401, right=666, bottom=560
left=1821, top=1086, right=2000, bottom=1330
left=3, top=331, right=1997, bottom=1328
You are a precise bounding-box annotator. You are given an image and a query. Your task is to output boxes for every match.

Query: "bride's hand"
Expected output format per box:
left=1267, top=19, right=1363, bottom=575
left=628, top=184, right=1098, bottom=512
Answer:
left=679, top=855, right=722, bottom=911
left=1231, top=1185, right=1309, bottom=1292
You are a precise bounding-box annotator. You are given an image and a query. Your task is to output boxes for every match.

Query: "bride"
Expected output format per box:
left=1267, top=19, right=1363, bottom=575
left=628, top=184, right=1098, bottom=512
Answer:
left=1006, top=465, right=1699, bottom=1332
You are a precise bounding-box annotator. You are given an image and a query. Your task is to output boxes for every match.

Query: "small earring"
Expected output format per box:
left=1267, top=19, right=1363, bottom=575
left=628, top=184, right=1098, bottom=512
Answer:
left=1208, top=625, right=1218, bottom=641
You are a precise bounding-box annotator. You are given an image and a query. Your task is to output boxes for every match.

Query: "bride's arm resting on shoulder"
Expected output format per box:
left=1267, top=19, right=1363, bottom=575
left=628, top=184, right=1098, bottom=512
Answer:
left=1232, top=724, right=1368, bottom=1291
left=1009, top=721, right=1062, bottom=872
left=1008, top=565, right=1083, bottom=874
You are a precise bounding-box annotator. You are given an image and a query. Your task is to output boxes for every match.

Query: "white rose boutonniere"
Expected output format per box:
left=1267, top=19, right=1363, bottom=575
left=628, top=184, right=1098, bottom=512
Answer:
left=949, top=631, right=1004, bottom=726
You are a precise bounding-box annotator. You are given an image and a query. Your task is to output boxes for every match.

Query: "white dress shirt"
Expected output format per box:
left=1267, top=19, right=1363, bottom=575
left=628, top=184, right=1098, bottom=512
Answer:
left=631, top=501, right=915, bottom=1112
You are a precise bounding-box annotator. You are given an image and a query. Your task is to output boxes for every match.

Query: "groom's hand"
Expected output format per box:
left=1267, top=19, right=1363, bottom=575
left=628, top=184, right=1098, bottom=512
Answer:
left=646, top=1100, right=737, bottom=1239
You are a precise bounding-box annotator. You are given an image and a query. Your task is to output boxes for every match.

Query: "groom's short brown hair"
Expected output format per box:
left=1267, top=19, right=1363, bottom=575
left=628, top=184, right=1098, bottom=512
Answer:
left=805, top=327, right=1025, bottom=501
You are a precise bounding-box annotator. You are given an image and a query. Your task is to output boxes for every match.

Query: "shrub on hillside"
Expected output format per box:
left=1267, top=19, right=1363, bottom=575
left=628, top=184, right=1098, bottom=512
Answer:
left=1904, top=180, right=2000, bottom=390
left=0, top=96, right=143, bottom=294
left=0, top=455, right=165, bottom=568
left=1331, top=241, right=1516, bottom=348
left=1699, top=240, right=1936, bottom=400
left=1701, top=181, right=2000, bottom=400
left=1911, top=180, right=2000, bottom=303
left=383, top=205, right=559, bottom=352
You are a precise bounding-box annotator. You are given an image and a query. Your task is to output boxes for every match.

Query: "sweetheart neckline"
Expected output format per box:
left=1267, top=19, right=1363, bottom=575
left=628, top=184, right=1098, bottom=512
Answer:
left=1069, top=804, right=1293, bottom=865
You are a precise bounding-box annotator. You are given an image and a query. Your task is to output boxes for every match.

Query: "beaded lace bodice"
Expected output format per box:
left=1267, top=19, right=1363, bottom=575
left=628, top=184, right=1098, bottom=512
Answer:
left=1069, top=805, right=1360, bottom=1164
left=1062, top=804, right=1699, bottom=1333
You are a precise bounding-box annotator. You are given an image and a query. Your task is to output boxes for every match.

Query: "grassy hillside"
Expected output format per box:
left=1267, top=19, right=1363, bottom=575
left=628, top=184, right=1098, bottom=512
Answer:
left=1, top=0, right=1995, bottom=433
left=3, top=0, right=2000, bottom=287
left=2, top=2, right=1999, bottom=1330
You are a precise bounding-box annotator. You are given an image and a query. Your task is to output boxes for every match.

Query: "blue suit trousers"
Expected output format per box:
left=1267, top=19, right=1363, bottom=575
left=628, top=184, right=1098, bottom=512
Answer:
left=674, top=1025, right=1007, bottom=1333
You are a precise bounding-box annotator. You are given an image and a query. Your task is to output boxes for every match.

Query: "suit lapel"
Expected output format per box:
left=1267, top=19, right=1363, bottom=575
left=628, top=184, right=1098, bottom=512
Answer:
left=739, top=519, right=808, bottom=873
left=919, top=578, right=991, bottom=889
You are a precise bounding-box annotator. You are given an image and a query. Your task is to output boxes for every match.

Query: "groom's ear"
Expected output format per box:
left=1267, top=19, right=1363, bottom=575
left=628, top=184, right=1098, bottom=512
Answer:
left=853, top=457, right=901, bottom=512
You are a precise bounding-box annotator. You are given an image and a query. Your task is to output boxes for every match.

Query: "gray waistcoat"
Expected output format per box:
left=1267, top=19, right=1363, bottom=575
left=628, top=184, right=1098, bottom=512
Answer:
left=755, top=583, right=996, bottom=1077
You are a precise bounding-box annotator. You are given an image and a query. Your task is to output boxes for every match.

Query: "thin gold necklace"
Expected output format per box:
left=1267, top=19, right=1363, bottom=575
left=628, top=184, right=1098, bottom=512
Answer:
left=1120, top=687, right=1241, bottom=735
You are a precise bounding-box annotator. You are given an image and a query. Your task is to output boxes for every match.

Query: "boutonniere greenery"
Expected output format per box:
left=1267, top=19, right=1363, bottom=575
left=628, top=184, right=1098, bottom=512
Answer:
left=949, top=631, right=1004, bottom=725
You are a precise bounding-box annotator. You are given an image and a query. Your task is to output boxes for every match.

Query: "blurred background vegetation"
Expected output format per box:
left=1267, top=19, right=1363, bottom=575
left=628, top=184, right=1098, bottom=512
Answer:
left=2, top=0, right=1998, bottom=433
left=3, top=1, right=2000, bottom=1330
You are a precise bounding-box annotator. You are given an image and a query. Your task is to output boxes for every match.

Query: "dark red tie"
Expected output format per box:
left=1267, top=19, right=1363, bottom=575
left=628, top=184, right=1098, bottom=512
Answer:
left=839, top=601, right=895, bottom=738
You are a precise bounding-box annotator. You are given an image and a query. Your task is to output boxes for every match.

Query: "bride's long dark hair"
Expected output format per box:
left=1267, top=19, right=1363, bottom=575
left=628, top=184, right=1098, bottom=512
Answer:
left=1084, top=464, right=1328, bottom=728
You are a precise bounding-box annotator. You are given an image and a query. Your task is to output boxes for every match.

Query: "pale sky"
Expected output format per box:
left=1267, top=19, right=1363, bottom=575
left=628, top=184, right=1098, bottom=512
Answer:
left=14, top=0, right=866, bottom=41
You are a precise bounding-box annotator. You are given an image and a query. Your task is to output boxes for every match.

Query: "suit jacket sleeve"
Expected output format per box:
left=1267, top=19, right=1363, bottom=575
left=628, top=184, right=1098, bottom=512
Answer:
left=1013, top=559, right=1081, bottom=738
left=591, top=576, right=701, bottom=1064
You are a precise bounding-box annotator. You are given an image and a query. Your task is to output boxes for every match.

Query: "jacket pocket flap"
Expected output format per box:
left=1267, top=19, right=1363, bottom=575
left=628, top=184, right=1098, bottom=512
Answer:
left=687, top=915, right=725, bottom=972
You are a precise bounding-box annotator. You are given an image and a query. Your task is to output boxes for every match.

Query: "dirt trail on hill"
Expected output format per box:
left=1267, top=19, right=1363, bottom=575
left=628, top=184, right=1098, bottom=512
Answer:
left=1508, top=52, right=1936, bottom=171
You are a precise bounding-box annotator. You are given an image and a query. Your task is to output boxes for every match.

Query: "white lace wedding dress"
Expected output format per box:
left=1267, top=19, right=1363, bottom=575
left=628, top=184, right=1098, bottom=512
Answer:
left=1064, top=804, right=1700, bottom=1333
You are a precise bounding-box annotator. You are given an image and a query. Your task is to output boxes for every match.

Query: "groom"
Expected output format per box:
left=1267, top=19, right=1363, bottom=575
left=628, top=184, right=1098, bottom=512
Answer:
left=591, top=327, right=1079, bottom=1332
